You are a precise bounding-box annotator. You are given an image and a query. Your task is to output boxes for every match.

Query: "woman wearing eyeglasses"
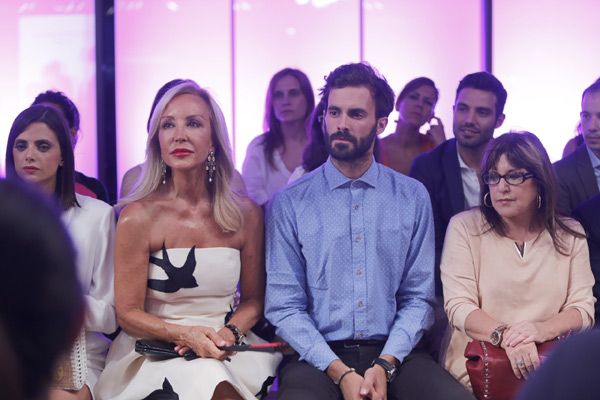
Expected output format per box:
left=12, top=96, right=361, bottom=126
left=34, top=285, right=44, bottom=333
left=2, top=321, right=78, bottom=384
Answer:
left=440, top=132, right=595, bottom=389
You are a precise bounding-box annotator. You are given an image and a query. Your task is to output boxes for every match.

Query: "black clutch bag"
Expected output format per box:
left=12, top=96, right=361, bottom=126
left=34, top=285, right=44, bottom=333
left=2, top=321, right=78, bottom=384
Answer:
left=135, top=339, right=198, bottom=360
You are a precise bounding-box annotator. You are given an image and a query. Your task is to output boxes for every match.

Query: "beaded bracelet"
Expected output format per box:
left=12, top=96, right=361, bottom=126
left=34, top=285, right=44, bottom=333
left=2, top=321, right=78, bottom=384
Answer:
left=224, top=323, right=245, bottom=345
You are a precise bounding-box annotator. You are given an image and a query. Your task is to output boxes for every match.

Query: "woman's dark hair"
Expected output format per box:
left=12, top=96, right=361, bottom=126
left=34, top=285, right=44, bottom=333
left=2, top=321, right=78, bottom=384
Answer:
left=5, top=105, right=78, bottom=210
left=263, top=68, right=315, bottom=168
left=0, top=179, right=83, bottom=400
left=480, top=131, right=584, bottom=254
left=302, top=98, right=380, bottom=172
left=32, top=90, right=80, bottom=132
left=396, top=77, right=439, bottom=108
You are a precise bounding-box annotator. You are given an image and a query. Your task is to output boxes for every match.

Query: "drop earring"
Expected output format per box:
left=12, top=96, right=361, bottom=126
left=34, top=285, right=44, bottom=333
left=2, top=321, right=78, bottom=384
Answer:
left=206, top=150, right=216, bottom=183
left=161, top=160, right=167, bottom=185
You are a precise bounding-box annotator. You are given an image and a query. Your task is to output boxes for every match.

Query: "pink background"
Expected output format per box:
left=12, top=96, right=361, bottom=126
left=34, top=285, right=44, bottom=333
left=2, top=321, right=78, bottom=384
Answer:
left=1, top=0, right=599, bottom=193
left=0, top=0, right=96, bottom=176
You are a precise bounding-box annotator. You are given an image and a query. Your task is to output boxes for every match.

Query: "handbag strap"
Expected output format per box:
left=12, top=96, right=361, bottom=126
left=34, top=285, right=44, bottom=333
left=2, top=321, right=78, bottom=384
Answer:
left=479, top=341, right=492, bottom=399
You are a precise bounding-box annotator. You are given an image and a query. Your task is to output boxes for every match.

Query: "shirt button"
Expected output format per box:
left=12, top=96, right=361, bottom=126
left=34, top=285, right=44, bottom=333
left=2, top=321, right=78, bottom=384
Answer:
left=353, top=204, right=359, bottom=211
left=356, top=268, right=362, bottom=276
left=358, top=301, right=364, bottom=308
left=354, top=235, right=362, bottom=242
left=357, top=332, right=364, bottom=338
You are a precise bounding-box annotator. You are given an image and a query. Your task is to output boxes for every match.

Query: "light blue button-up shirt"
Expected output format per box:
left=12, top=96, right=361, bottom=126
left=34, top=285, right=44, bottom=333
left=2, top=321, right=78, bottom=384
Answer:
left=265, top=158, right=435, bottom=371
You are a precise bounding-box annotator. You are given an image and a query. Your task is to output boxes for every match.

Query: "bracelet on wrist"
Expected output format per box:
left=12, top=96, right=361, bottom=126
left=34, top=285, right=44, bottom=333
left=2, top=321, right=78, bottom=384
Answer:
left=335, top=368, right=355, bottom=386
left=224, top=323, right=245, bottom=345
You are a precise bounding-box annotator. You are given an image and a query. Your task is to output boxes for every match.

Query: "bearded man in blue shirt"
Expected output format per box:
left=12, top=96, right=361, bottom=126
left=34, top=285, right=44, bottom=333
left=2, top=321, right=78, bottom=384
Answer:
left=265, top=63, right=473, bottom=400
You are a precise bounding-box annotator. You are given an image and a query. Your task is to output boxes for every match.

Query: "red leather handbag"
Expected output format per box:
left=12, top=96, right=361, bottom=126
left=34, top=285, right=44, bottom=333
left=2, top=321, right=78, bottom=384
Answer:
left=464, top=340, right=557, bottom=400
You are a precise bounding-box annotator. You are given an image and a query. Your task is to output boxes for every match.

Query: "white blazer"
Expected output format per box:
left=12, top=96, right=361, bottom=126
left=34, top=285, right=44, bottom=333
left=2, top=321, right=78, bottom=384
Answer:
left=62, top=194, right=117, bottom=391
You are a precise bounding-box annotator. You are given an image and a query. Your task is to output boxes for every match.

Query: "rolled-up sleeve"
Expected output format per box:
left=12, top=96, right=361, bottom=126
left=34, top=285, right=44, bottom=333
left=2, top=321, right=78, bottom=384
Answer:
left=440, top=215, right=480, bottom=332
left=564, top=234, right=596, bottom=329
left=264, top=192, right=337, bottom=371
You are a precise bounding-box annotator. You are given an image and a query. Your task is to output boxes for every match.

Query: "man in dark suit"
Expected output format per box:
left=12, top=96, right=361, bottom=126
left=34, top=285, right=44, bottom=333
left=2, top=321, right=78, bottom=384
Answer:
left=409, top=72, right=507, bottom=358
left=554, top=79, right=600, bottom=215
left=572, top=193, right=600, bottom=327
left=410, top=71, right=507, bottom=296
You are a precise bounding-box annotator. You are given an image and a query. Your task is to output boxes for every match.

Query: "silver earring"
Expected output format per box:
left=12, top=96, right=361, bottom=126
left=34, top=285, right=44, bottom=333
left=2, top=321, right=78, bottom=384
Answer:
left=483, top=192, right=493, bottom=208
left=206, top=150, right=216, bottom=183
left=161, top=160, right=167, bottom=185
left=537, top=194, right=542, bottom=209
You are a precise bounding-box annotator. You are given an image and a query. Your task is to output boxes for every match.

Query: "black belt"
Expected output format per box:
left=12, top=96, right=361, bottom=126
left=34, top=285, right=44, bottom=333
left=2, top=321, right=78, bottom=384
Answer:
left=327, top=339, right=387, bottom=349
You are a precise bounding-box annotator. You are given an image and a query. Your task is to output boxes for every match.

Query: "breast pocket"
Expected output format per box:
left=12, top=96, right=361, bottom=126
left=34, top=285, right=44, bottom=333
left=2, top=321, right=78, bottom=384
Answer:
left=298, top=226, right=327, bottom=290
left=297, top=224, right=352, bottom=290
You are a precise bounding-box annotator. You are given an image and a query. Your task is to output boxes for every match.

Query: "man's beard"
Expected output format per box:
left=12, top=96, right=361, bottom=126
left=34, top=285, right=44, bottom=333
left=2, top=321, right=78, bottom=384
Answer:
left=454, top=122, right=493, bottom=150
left=325, top=124, right=377, bottom=161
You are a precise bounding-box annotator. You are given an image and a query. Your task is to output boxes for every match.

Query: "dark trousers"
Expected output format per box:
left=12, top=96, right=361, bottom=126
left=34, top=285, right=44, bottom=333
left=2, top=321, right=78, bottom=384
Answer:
left=278, top=345, right=474, bottom=400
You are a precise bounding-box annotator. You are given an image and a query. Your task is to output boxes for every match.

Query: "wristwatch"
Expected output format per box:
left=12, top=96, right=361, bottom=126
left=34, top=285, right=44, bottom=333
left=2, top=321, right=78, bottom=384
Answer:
left=490, top=324, right=507, bottom=347
left=371, top=357, right=398, bottom=383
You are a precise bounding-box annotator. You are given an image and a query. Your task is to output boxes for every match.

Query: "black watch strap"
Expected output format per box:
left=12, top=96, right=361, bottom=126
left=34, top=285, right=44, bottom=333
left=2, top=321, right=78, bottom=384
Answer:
left=371, top=357, right=397, bottom=383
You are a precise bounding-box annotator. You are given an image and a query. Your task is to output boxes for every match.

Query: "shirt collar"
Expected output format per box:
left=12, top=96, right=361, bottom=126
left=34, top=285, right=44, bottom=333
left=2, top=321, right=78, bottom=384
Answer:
left=586, top=145, right=600, bottom=169
left=457, top=146, right=475, bottom=171
left=323, top=157, right=379, bottom=190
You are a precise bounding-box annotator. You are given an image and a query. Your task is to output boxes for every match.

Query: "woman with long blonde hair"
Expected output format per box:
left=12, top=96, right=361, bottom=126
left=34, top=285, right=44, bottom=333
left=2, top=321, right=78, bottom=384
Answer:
left=95, top=80, right=280, bottom=399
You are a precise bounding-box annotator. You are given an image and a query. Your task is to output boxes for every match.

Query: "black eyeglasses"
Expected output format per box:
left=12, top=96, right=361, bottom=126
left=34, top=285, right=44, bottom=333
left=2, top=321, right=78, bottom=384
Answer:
left=482, top=171, right=534, bottom=185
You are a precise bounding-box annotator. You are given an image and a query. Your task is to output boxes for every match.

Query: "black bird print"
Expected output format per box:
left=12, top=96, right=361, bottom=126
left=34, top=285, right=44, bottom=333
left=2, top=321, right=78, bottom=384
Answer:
left=142, top=378, right=179, bottom=400
left=256, top=376, right=276, bottom=399
left=148, top=245, right=199, bottom=293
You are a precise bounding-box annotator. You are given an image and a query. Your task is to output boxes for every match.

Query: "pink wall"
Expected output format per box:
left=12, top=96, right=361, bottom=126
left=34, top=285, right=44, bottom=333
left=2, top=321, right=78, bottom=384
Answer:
left=494, top=0, right=600, bottom=160
left=233, top=0, right=360, bottom=167
left=2, top=1, right=596, bottom=186
left=364, top=0, right=482, bottom=138
left=0, top=0, right=97, bottom=176
left=114, top=0, right=484, bottom=194
left=115, top=1, right=231, bottom=192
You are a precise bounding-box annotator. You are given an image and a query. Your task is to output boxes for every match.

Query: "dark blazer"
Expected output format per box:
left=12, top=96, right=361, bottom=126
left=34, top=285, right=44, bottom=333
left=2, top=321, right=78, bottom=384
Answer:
left=554, top=145, right=599, bottom=215
left=572, top=194, right=600, bottom=327
left=410, top=138, right=466, bottom=295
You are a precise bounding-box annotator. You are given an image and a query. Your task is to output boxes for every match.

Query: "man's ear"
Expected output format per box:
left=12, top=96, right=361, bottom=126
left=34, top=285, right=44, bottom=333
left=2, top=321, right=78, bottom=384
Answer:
left=376, top=117, right=388, bottom=135
left=495, top=113, right=505, bottom=129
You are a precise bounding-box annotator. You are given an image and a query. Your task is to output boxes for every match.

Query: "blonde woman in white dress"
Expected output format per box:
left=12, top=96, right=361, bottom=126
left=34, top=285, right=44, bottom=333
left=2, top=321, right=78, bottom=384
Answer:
left=95, top=80, right=280, bottom=400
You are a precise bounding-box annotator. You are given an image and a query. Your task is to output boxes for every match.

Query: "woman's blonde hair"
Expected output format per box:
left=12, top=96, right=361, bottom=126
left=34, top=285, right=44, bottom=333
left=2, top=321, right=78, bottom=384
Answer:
left=118, top=80, right=243, bottom=232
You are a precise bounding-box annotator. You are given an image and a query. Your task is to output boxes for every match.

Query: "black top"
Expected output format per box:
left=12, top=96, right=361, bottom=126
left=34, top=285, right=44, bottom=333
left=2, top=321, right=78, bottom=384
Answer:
left=74, top=170, right=109, bottom=204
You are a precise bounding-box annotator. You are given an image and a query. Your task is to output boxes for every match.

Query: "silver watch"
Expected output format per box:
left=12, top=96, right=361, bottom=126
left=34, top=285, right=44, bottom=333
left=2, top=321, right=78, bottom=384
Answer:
left=490, top=324, right=507, bottom=347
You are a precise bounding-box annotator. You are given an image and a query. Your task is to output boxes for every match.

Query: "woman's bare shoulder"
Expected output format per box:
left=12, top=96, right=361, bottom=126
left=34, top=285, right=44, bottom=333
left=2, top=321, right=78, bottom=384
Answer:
left=117, top=196, right=162, bottom=230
